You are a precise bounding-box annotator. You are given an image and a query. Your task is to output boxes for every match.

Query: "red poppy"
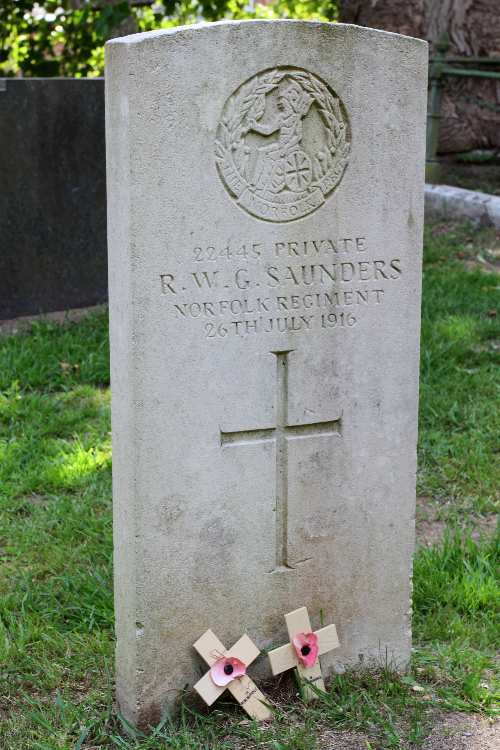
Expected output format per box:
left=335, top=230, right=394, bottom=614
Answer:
left=210, top=656, right=246, bottom=686
left=292, top=632, right=318, bottom=667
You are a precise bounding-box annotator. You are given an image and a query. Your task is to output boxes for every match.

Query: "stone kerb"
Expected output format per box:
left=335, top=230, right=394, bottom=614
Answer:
left=425, top=184, right=500, bottom=229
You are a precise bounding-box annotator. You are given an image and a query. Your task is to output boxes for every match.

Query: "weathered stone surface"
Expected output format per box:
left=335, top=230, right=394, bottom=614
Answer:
left=0, top=79, right=107, bottom=319
left=106, top=20, right=427, bottom=725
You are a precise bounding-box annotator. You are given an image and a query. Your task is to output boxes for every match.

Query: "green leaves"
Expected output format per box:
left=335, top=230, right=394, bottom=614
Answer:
left=1, top=1, right=339, bottom=77
left=1, top=1, right=132, bottom=77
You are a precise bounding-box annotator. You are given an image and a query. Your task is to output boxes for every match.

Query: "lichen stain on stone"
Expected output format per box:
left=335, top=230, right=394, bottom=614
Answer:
left=192, top=517, right=235, bottom=584
left=159, top=499, right=185, bottom=528
left=302, top=522, right=336, bottom=542
left=308, top=449, right=330, bottom=471
left=136, top=700, right=162, bottom=731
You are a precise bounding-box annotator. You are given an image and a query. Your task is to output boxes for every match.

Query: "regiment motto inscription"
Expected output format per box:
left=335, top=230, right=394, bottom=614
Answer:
left=215, top=67, right=350, bottom=222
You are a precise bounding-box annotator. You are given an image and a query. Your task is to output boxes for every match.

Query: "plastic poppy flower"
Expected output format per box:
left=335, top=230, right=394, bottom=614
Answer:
left=210, top=656, right=246, bottom=686
left=292, top=632, right=318, bottom=668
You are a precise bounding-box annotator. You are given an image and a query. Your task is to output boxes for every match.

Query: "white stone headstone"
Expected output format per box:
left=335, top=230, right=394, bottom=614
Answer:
left=106, top=20, right=427, bottom=725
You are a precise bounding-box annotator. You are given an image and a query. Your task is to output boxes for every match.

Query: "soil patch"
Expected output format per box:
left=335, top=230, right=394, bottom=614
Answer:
left=421, top=712, right=499, bottom=750
left=416, top=496, right=497, bottom=546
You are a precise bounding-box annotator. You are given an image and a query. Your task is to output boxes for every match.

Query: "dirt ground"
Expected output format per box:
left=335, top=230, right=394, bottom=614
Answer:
left=419, top=713, right=499, bottom=750
left=316, top=713, right=499, bottom=749
left=416, top=496, right=498, bottom=547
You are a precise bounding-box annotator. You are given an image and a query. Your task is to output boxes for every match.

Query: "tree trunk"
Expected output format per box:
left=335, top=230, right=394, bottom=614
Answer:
left=340, top=0, right=500, bottom=154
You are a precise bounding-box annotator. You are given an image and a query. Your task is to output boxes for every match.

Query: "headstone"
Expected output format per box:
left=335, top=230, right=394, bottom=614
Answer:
left=106, top=20, right=427, bottom=726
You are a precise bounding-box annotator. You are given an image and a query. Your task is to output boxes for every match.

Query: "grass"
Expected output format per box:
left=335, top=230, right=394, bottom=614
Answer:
left=418, top=224, right=499, bottom=518
left=0, top=222, right=498, bottom=748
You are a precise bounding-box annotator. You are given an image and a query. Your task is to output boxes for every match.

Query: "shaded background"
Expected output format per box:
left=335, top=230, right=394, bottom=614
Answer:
left=0, top=79, right=107, bottom=318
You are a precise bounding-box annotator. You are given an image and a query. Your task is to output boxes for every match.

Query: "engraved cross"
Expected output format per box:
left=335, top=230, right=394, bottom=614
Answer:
left=221, top=350, right=342, bottom=571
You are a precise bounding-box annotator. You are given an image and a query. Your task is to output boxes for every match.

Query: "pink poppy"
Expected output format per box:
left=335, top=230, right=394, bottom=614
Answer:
left=210, top=656, right=246, bottom=686
left=292, top=632, right=318, bottom=668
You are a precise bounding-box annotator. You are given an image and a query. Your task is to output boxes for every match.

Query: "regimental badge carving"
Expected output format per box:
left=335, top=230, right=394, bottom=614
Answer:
left=215, top=66, right=351, bottom=223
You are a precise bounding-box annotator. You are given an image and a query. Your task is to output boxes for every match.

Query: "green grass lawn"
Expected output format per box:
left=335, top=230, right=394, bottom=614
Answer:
left=0, top=223, right=498, bottom=749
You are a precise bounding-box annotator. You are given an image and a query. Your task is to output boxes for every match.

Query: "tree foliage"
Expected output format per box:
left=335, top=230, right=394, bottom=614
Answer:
left=0, top=0, right=338, bottom=77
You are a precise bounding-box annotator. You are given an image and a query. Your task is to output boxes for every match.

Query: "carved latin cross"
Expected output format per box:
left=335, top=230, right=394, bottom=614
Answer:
left=221, top=350, right=342, bottom=571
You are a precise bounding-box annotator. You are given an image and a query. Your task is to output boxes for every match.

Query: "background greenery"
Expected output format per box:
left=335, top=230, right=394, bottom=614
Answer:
left=0, top=0, right=338, bottom=77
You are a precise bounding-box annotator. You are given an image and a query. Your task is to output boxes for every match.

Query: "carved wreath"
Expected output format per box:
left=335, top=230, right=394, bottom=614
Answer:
left=215, top=68, right=350, bottom=195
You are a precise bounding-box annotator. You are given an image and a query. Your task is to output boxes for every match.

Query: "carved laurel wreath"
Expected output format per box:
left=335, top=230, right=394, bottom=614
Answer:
left=215, top=67, right=351, bottom=194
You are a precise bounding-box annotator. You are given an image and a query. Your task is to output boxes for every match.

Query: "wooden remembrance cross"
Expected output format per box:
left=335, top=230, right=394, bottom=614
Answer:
left=268, top=606, right=339, bottom=700
left=193, top=629, right=272, bottom=721
left=221, top=350, right=342, bottom=571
